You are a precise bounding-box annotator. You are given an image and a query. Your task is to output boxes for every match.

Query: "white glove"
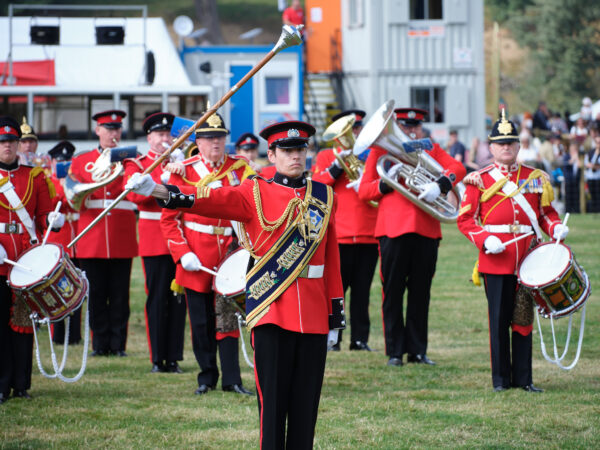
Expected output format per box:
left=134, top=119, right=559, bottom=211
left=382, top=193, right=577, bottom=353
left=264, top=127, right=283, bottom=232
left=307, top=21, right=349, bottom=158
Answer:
left=48, top=211, right=65, bottom=228
left=170, top=148, right=185, bottom=163
left=418, top=182, right=441, bottom=203
left=327, top=329, right=339, bottom=350
left=333, top=149, right=353, bottom=168
left=484, top=235, right=506, bottom=254
left=345, top=169, right=363, bottom=193
left=125, top=173, right=157, bottom=196
left=181, top=252, right=202, bottom=272
left=553, top=224, right=569, bottom=241
left=0, top=244, right=7, bottom=262
left=387, top=163, right=402, bottom=180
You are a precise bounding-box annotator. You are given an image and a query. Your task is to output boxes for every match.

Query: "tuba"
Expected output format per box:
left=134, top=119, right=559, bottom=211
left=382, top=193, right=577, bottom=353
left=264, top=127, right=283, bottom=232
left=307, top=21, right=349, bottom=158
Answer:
left=64, top=143, right=128, bottom=211
left=354, top=100, right=464, bottom=223
left=322, top=115, right=377, bottom=207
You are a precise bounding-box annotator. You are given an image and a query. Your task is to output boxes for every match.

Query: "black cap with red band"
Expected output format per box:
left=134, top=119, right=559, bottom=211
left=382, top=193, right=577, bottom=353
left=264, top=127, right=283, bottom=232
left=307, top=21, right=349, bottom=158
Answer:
left=331, top=109, right=366, bottom=127
left=235, top=132, right=259, bottom=150
left=93, top=110, right=127, bottom=129
left=394, top=107, right=428, bottom=126
left=0, top=116, right=21, bottom=142
left=260, top=121, right=315, bottom=149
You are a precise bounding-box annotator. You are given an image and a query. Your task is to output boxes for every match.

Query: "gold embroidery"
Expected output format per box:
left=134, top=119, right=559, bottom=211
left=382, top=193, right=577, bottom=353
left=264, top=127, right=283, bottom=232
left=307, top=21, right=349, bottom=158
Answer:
left=459, top=204, right=472, bottom=215
left=248, top=271, right=277, bottom=300
left=276, top=239, right=305, bottom=271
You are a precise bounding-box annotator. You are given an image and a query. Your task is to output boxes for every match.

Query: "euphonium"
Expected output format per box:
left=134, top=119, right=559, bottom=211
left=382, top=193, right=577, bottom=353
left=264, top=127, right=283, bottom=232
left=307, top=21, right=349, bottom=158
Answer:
left=322, top=115, right=377, bottom=207
left=354, top=100, right=464, bottom=223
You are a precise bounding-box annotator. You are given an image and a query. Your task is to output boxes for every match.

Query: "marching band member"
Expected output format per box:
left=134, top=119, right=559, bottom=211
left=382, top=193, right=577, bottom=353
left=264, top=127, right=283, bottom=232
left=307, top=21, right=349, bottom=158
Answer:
left=47, top=140, right=82, bottom=345
left=457, top=111, right=565, bottom=392
left=123, top=112, right=187, bottom=374
left=69, top=110, right=138, bottom=357
left=17, top=117, right=51, bottom=170
left=358, top=107, right=466, bottom=366
left=312, top=109, right=378, bottom=351
left=159, top=112, right=254, bottom=396
left=126, top=120, right=345, bottom=450
left=235, top=132, right=263, bottom=172
left=0, top=116, right=61, bottom=404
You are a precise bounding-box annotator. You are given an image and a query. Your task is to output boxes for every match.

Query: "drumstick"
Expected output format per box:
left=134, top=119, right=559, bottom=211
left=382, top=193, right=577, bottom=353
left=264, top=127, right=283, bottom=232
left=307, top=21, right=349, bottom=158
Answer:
left=3, top=258, right=33, bottom=272
left=197, top=265, right=230, bottom=281
left=485, top=231, right=534, bottom=254
left=550, top=213, right=570, bottom=261
left=41, top=201, right=62, bottom=247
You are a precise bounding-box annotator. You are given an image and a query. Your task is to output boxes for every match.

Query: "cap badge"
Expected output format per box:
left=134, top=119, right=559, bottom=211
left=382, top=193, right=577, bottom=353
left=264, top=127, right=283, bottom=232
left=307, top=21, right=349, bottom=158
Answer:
left=162, top=117, right=168, bottom=125
left=287, top=128, right=300, bottom=138
left=207, top=114, right=222, bottom=128
left=245, top=137, right=252, bottom=143
left=111, top=114, right=117, bottom=120
left=407, top=111, right=416, bottom=119
left=62, top=149, right=68, bottom=155
left=498, top=109, right=512, bottom=136
left=4, top=126, right=11, bottom=133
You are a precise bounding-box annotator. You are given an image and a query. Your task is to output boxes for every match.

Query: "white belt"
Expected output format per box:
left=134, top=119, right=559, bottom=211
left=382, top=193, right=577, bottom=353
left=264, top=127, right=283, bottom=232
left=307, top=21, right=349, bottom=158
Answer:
left=484, top=224, right=532, bottom=234
left=299, top=264, right=325, bottom=279
left=183, top=221, right=233, bottom=236
left=0, top=222, right=23, bottom=234
left=85, top=199, right=137, bottom=211
left=139, top=211, right=162, bottom=220
left=65, top=212, right=80, bottom=222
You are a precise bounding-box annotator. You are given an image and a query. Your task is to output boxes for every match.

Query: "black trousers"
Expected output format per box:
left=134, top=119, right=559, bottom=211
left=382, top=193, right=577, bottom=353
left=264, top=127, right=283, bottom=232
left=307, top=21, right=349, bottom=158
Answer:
left=379, top=234, right=439, bottom=358
left=338, top=243, right=378, bottom=344
left=0, top=277, right=33, bottom=396
left=79, top=258, right=132, bottom=353
left=482, top=274, right=532, bottom=388
left=143, top=255, right=186, bottom=364
left=185, top=289, right=241, bottom=388
left=253, top=325, right=327, bottom=450
left=52, top=258, right=82, bottom=345
left=588, top=179, right=600, bottom=212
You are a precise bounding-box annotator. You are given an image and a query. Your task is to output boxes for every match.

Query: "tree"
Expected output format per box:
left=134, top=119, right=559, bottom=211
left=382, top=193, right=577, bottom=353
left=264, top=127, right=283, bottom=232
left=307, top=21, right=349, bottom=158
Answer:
left=194, top=0, right=225, bottom=44
left=508, top=0, right=600, bottom=112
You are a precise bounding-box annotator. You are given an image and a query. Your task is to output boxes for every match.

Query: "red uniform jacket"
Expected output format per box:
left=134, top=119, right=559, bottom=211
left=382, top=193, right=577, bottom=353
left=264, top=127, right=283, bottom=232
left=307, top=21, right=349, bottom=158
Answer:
left=160, top=154, right=254, bottom=293
left=0, top=164, right=53, bottom=276
left=312, top=148, right=377, bottom=244
left=124, top=152, right=170, bottom=257
left=457, top=163, right=561, bottom=275
left=358, top=143, right=466, bottom=239
left=69, top=149, right=138, bottom=259
left=175, top=176, right=344, bottom=335
left=258, top=164, right=277, bottom=179
left=47, top=175, right=78, bottom=258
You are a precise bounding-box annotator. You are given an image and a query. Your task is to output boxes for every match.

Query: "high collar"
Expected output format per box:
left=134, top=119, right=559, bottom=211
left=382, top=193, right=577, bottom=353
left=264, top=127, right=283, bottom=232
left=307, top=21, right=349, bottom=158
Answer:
left=494, top=161, right=519, bottom=174
left=0, top=159, right=19, bottom=171
left=200, top=154, right=225, bottom=170
left=273, top=172, right=307, bottom=188
left=147, top=148, right=161, bottom=161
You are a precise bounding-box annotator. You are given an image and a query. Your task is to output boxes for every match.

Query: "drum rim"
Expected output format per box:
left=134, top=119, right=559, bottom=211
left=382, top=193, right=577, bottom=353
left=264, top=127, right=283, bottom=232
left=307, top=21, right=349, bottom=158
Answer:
left=517, top=241, right=572, bottom=288
left=212, top=247, right=250, bottom=297
left=7, top=242, right=64, bottom=289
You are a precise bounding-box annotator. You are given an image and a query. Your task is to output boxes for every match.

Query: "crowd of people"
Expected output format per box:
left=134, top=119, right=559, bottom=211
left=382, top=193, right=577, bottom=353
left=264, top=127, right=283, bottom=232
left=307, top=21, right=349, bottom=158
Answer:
left=0, top=95, right=578, bottom=448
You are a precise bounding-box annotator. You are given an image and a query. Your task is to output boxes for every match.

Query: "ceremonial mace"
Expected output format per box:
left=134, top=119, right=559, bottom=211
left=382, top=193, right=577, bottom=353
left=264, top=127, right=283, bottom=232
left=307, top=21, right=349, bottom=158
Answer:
left=68, top=24, right=304, bottom=249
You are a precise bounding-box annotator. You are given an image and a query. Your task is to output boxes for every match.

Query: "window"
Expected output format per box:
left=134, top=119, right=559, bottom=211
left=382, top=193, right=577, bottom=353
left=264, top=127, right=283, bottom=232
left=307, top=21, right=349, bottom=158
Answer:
left=348, top=0, right=364, bottom=27
left=411, top=87, right=445, bottom=123
left=410, top=0, right=443, bottom=20
left=265, top=77, right=290, bottom=105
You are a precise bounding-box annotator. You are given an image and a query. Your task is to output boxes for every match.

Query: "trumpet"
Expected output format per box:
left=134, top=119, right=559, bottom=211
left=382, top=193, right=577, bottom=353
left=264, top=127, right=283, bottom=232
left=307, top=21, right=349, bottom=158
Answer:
left=354, top=100, right=464, bottom=223
left=322, top=115, right=377, bottom=208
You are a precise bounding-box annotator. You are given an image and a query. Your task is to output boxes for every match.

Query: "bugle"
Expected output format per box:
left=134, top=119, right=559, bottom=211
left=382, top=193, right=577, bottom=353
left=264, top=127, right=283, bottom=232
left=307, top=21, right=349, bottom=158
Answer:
left=68, top=24, right=305, bottom=249
left=354, top=100, right=464, bottom=223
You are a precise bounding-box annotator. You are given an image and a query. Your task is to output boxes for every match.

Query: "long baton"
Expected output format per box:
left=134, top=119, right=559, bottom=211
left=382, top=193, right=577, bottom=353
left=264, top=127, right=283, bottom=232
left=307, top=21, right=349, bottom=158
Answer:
left=68, top=25, right=304, bottom=250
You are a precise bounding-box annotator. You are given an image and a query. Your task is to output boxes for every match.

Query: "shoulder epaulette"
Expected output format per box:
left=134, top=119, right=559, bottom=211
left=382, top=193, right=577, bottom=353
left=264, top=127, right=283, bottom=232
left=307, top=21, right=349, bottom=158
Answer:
left=479, top=164, right=494, bottom=174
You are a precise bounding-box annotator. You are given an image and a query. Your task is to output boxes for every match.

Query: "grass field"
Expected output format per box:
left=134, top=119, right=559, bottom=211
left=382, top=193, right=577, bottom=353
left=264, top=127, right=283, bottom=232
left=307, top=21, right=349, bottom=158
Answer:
left=1, top=214, right=599, bottom=448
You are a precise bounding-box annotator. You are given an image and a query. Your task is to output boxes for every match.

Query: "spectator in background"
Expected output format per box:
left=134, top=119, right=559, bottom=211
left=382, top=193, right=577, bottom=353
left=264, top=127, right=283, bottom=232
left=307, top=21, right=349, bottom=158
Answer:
left=580, top=97, right=593, bottom=122
left=532, top=101, right=551, bottom=136
left=563, top=141, right=582, bottom=213
left=549, top=112, right=569, bottom=135
left=465, top=137, right=493, bottom=172
left=282, top=0, right=304, bottom=27
left=538, top=132, right=562, bottom=174
left=447, top=129, right=466, bottom=164
left=517, top=130, right=542, bottom=169
left=569, top=117, right=588, bottom=142
left=585, top=127, right=600, bottom=212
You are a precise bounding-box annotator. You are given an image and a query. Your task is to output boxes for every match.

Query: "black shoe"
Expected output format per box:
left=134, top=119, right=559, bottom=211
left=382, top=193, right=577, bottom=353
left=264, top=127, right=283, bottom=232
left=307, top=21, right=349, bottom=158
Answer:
left=0, top=392, right=8, bottom=404
left=223, top=384, right=254, bottom=396
left=349, top=341, right=373, bottom=351
left=166, top=362, right=182, bottom=374
left=328, top=342, right=341, bottom=352
left=114, top=350, right=127, bottom=357
left=521, top=384, right=543, bottom=393
left=387, top=357, right=403, bottom=366
left=91, top=349, right=108, bottom=357
left=194, top=384, right=215, bottom=395
left=151, top=363, right=166, bottom=373
left=12, top=390, right=31, bottom=399
left=494, top=386, right=508, bottom=392
left=407, top=354, right=436, bottom=365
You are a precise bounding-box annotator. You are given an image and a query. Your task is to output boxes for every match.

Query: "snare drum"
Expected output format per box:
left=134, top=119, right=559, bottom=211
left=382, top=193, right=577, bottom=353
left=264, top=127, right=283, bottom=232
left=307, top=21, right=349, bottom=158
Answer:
left=213, top=248, right=250, bottom=316
left=8, top=243, right=88, bottom=322
left=517, top=242, right=590, bottom=319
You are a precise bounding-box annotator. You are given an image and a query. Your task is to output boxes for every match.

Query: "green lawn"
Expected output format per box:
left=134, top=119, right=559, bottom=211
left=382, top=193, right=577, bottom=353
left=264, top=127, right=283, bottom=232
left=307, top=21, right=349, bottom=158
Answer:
left=1, top=214, right=599, bottom=448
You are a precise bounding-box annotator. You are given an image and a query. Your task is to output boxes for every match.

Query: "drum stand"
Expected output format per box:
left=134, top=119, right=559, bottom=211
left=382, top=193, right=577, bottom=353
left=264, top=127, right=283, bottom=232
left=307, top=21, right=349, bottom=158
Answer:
left=236, top=312, right=254, bottom=369
left=30, top=287, right=91, bottom=383
left=535, top=302, right=586, bottom=370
